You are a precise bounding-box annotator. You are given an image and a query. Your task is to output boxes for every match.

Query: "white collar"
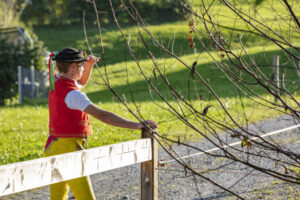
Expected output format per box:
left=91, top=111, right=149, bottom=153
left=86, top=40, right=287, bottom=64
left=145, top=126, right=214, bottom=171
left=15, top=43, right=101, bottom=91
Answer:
left=60, top=75, right=83, bottom=89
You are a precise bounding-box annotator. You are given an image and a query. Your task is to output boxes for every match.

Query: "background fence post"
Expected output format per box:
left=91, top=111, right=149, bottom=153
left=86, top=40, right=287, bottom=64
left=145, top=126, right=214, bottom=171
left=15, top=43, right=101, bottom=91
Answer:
left=18, top=66, right=22, bottom=104
left=273, top=55, right=280, bottom=103
left=30, top=66, right=35, bottom=98
left=141, top=129, right=158, bottom=200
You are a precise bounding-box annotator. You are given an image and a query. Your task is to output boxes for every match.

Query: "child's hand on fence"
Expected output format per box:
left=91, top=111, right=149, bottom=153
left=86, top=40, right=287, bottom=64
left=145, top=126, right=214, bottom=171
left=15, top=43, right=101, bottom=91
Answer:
left=138, top=120, right=158, bottom=130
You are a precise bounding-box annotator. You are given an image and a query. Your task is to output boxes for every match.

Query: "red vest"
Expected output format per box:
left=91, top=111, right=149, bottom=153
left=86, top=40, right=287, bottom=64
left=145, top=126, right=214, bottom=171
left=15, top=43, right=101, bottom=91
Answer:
left=48, top=77, right=92, bottom=137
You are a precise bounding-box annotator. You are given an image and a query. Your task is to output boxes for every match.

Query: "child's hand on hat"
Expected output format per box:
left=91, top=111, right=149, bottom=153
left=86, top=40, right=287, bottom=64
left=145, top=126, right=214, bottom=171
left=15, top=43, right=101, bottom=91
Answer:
left=87, top=55, right=100, bottom=65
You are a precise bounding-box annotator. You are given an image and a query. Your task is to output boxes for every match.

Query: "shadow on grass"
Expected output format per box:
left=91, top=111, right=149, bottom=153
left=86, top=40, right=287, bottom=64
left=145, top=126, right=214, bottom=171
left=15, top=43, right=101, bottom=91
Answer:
left=5, top=48, right=297, bottom=108
left=34, top=22, right=202, bottom=66
left=86, top=49, right=298, bottom=103
left=33, top=22, right=270, bottom=66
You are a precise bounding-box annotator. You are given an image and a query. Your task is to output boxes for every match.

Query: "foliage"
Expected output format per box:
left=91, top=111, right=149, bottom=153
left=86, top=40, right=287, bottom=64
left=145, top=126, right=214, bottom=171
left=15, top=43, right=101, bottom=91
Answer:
left=0, top=31, right=47, bottom=105
left=0, top=39, right=20, bottom=105
left=26, top=31, right=48, bottom=71
left=0, top=0, right=25, bottom=28
left=20, top=0, right=187, bottom=26
left=0, top=0, right=48, bottom=105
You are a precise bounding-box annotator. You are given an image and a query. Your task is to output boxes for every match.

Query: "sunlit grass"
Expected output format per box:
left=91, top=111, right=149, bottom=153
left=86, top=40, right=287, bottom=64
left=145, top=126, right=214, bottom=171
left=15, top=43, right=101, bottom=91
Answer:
left=1, top=1, right=299, bottom=165
left=1, top=46, right=298, bottom=165
left=1, top=45, right=298, bottom=165
left=2, top=92, right=299, bottom=165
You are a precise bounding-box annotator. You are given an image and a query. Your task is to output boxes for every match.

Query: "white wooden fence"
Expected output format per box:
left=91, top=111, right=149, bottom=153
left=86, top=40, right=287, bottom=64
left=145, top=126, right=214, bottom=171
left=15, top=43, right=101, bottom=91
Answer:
left=0, top=130, right=158, bottom=200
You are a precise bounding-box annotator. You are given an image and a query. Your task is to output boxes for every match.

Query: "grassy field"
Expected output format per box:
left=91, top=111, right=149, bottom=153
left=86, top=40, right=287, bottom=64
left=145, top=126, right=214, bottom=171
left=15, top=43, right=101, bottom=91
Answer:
left=1, top=1, right=299, bottom=165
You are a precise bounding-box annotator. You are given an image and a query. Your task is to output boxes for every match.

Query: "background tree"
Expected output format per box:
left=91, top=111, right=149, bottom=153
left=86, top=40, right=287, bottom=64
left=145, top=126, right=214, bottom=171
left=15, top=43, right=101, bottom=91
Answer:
left=0, top=0, right=47, bottom=105
left=21, top=0, right=187, bottom=26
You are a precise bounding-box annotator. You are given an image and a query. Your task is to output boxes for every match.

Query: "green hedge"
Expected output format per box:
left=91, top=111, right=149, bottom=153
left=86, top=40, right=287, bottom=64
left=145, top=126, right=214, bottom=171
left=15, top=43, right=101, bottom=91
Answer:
left=0, top=31, right=46, bottom=105
left=21, top=0, right=188, bottom=26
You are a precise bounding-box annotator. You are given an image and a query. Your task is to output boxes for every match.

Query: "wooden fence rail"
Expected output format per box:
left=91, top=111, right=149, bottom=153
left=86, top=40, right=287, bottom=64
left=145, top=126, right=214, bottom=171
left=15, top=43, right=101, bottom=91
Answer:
left=0, top=130, right=158, bottom=199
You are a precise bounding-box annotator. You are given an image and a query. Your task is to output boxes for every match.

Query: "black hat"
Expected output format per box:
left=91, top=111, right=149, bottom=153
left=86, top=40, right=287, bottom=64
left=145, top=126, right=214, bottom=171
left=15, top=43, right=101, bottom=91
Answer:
left=53, top=48, right=88, bottom=62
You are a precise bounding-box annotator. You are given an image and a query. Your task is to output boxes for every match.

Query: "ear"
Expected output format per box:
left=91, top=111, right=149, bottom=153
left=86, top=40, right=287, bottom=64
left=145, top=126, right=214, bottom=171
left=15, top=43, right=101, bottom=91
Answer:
left=67, top=63, right=76, bottom=73
left=71, top=63, right=77, bottom=69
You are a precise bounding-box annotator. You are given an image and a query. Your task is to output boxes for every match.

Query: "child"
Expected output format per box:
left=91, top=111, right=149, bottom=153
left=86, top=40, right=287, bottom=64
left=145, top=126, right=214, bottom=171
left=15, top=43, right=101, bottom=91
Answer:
left=45, top=47, right=158, bottom=200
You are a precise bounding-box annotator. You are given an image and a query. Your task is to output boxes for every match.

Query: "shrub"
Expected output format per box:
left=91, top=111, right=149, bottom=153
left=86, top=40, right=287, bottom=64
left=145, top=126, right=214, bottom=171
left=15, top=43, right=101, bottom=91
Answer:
left=0, top=30, right=47, bottom=105
left=21, top=0, right=188, bottom=26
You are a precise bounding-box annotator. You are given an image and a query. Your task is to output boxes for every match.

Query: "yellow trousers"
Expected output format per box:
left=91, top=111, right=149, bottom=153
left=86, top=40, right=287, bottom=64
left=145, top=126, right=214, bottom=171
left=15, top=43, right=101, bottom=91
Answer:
left=45, top=137, right=96, bottom=200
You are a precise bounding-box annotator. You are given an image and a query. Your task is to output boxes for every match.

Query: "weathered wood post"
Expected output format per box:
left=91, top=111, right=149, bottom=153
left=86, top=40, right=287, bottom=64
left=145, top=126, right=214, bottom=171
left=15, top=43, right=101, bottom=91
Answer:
left=141, top=128, right=158, bottom=200
left=273, top=55, right=280, bottom=103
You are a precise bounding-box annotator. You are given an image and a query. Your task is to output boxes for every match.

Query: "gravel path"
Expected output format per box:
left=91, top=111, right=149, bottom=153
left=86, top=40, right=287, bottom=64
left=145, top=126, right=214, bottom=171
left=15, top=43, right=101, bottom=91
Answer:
left=1, top=115, right=300, bottom=200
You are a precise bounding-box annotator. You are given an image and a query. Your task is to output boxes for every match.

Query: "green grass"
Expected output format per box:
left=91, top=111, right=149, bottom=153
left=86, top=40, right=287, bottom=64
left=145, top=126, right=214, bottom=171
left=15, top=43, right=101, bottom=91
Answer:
left=33, top=1, right=300, bottom=66
left=1, top=1, right=299, bottom=165
left=1, top=47, right=298, bottom=165
left=3, top=94, right=297, bottom=165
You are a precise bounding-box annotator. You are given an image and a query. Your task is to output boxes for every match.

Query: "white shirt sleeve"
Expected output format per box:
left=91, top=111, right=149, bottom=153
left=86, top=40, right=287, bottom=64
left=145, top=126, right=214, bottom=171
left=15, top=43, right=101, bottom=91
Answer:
left=64, top=90, right=92, bottom=111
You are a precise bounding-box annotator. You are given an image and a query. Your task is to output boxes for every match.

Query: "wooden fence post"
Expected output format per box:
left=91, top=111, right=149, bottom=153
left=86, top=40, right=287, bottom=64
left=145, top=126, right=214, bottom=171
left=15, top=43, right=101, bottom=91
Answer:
left=141, top=129, right=158, bottom=200
left=273, top=55, right=280, bottom=103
